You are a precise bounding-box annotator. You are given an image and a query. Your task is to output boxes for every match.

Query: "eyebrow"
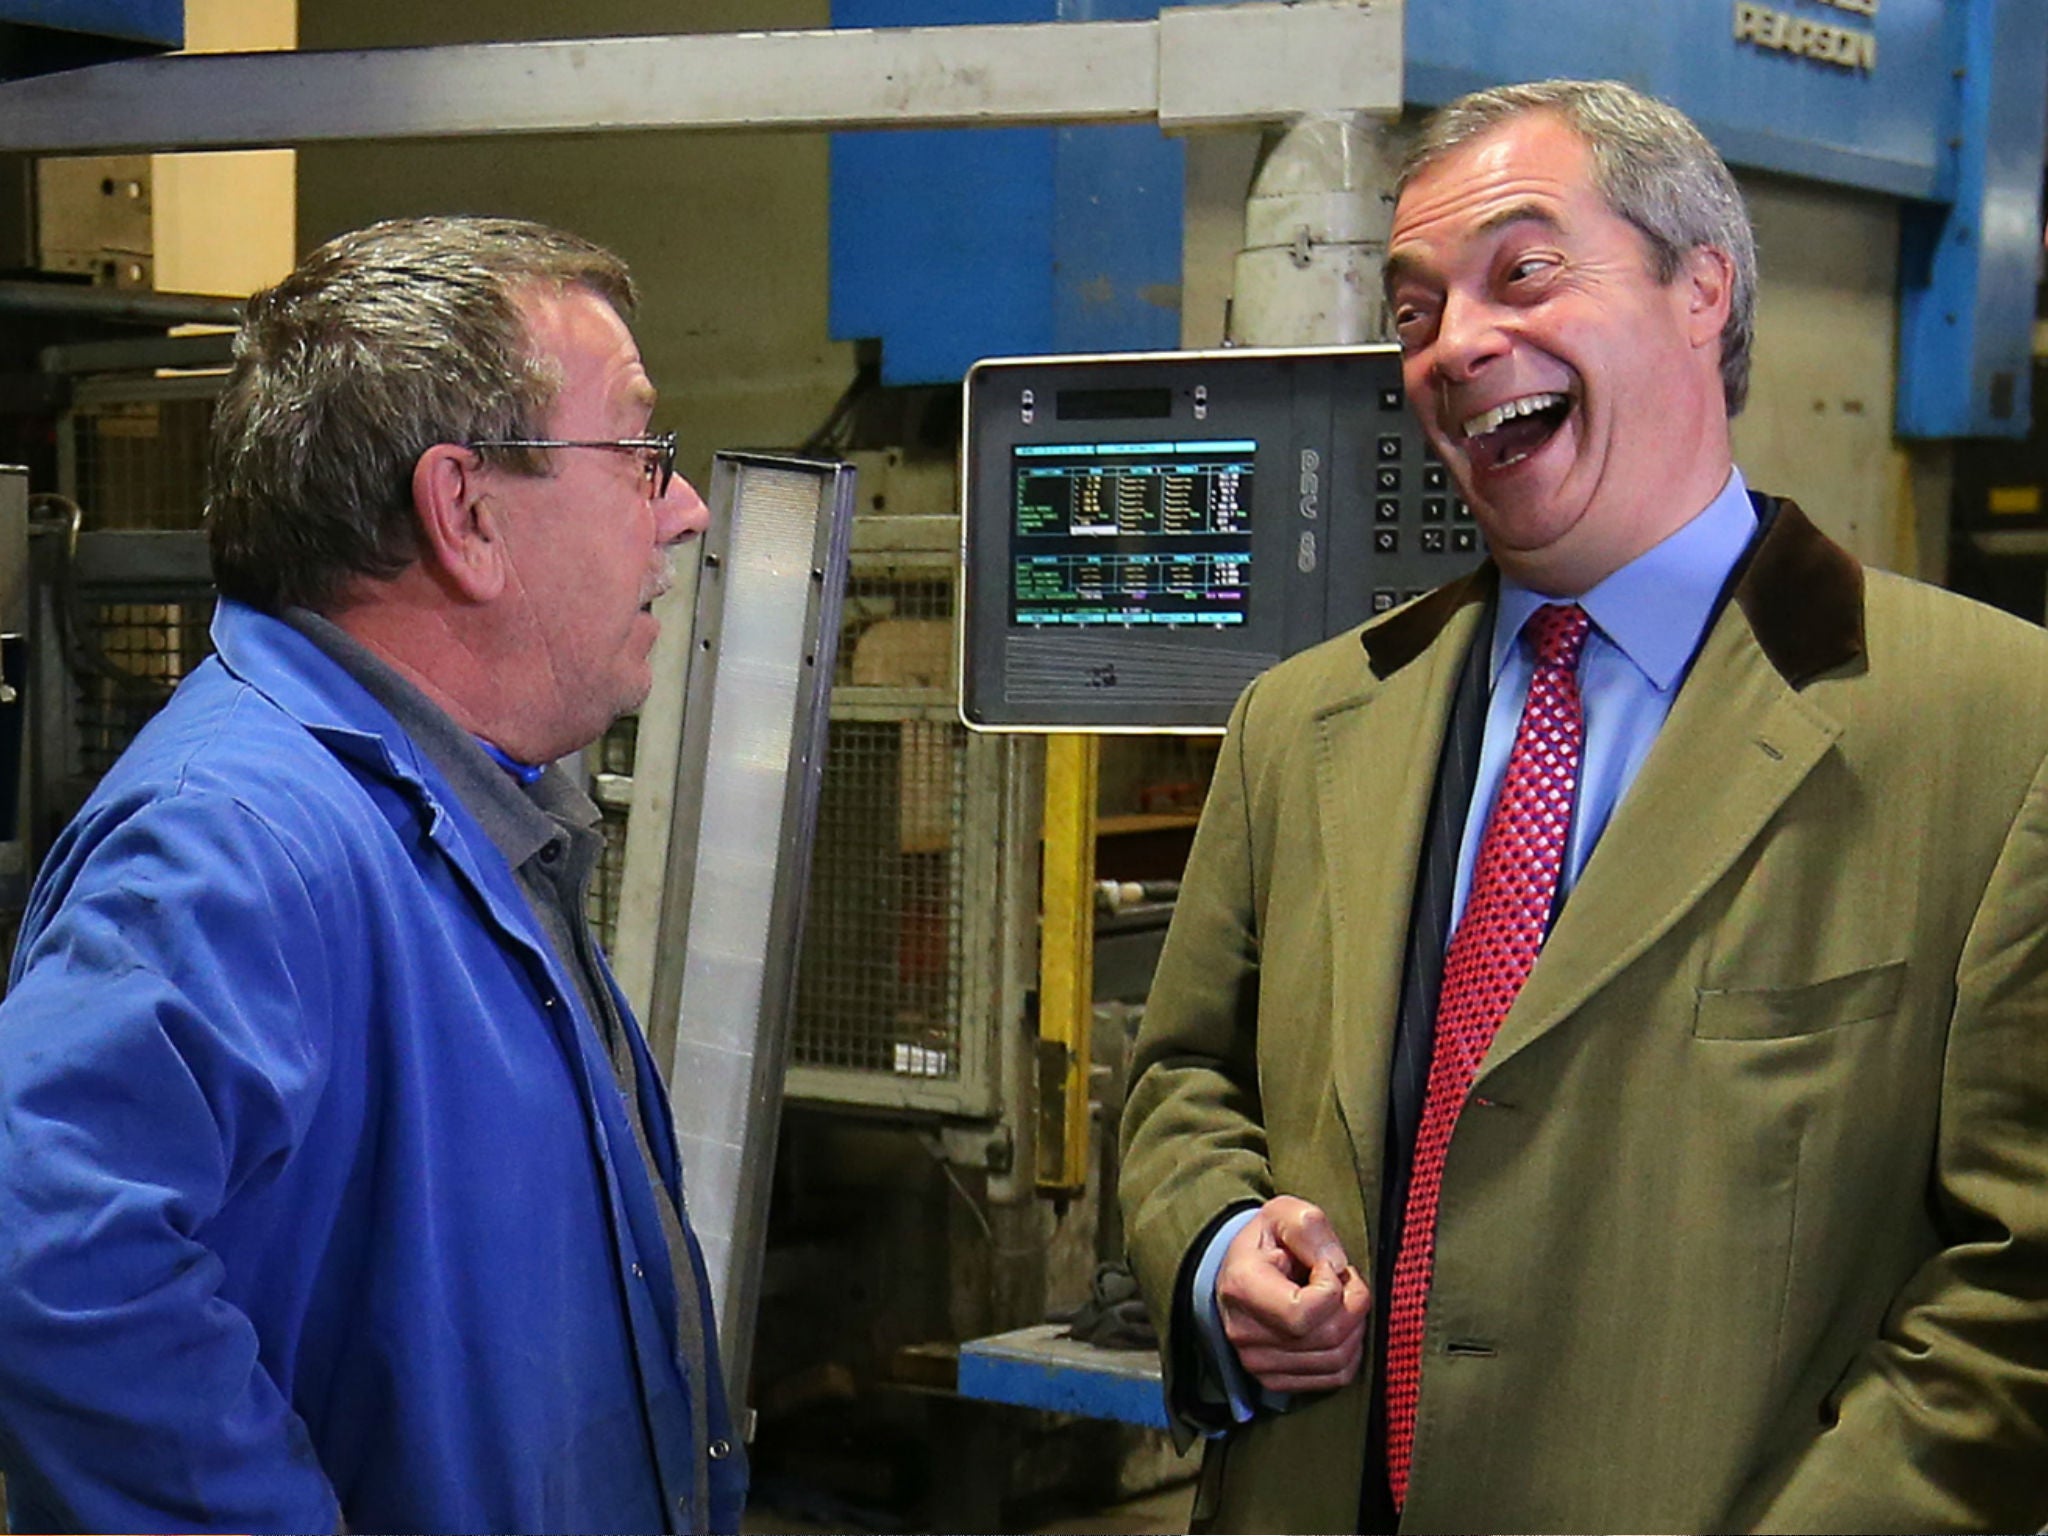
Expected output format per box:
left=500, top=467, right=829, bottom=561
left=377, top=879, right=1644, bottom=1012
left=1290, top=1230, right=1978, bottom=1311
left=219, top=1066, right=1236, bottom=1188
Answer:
left=1384, top=200, right=1566, bottom=298
left=1476, top=200, right=1565, bottom=240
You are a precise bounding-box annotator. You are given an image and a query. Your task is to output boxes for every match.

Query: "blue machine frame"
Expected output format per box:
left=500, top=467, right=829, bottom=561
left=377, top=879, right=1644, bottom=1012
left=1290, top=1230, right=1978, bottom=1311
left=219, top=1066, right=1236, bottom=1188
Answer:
left=830, top=0, right=1188, bottom=384
left=0, top=0, right=180, bottom=47
left=1896, top=0, right=2048, bottom=438
left=830, top=0, right=2047, bottom=438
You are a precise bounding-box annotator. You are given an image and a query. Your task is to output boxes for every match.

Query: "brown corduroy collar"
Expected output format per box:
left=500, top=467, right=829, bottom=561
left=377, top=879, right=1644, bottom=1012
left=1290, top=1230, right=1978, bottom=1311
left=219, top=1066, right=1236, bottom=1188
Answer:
left=1358, top=494, right=1865, bottom=690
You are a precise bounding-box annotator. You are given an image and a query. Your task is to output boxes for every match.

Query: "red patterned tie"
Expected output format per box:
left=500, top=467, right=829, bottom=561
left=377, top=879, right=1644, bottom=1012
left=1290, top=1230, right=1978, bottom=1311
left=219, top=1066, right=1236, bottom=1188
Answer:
left=1384, top=602, right=1592, bottom=1507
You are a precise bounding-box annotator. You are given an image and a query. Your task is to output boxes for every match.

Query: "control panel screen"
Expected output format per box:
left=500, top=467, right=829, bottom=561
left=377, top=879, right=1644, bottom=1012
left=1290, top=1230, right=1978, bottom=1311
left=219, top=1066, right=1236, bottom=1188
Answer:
left=963, top=344, right=1479, bottom=730
left=1009, top=439, right=1255, bottom=627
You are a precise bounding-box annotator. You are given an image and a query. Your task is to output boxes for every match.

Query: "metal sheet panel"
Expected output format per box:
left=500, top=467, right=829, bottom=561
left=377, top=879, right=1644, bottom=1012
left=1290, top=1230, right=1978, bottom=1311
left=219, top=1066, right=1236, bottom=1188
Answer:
left=644, top=453, right=856, bottom=1414
left=1407, top=0, right=1948, bottom=200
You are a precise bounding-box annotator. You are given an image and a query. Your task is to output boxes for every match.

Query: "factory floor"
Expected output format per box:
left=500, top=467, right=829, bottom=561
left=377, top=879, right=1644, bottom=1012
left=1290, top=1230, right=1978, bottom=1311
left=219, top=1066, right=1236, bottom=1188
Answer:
left=744, top=1477, right=1195, bottom=1534
left=1027, top=1480, right=1196, bottom=1533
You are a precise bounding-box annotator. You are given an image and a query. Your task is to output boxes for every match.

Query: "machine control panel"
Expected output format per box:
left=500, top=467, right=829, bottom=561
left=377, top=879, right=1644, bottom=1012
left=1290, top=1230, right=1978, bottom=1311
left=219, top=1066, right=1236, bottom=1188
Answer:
left=961, top=345, right=1487, bottom=730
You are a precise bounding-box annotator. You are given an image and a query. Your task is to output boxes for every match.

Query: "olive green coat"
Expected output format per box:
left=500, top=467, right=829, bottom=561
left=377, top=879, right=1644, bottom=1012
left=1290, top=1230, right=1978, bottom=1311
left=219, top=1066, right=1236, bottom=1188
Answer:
left=1120, top=502, right=2048, bottom=1533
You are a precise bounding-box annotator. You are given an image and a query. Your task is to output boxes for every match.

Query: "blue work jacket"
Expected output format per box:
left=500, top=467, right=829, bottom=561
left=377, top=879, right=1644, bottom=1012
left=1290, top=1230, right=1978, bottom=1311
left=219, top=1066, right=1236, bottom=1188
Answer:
left=0, top=601, right=745, bottom=1534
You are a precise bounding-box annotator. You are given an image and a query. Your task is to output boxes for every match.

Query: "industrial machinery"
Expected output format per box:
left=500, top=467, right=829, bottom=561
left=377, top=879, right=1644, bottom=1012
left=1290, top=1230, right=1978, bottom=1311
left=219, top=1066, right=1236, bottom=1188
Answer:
left=1, top=0, right=2042, bottom=1526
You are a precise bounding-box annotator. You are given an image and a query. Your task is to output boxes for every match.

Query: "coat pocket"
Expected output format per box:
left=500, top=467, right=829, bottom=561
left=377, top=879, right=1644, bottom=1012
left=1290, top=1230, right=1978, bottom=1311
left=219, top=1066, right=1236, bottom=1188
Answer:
left=1693, top=958, right=1907, bottom=1041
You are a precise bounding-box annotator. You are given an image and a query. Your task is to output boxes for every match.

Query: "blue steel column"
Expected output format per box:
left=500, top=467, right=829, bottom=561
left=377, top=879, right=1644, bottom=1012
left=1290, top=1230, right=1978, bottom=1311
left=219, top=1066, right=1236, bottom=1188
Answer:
left=1049, top=0, right=1186, bottom=358
left=1897, top=0, right=2048, bottom=439
left=828, top=0, right=1059, bottom=384
left=828, top=0, right=1191, bottom=383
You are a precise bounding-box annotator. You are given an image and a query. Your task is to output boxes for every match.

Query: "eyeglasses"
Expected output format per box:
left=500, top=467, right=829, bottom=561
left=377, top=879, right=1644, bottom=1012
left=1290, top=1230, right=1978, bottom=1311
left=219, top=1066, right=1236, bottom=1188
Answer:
left=467, top=431, right=677, bottom=500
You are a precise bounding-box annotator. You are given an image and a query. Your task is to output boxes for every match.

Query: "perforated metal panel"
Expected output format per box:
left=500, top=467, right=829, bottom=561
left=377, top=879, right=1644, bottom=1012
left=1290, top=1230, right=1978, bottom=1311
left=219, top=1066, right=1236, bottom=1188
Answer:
left=628, top=452, right=856, bottom=1416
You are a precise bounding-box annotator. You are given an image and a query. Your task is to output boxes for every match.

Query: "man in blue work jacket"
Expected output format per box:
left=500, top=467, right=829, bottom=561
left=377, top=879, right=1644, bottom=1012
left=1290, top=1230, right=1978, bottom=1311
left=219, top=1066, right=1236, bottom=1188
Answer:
left=0, top=216, right=744, bottom=1534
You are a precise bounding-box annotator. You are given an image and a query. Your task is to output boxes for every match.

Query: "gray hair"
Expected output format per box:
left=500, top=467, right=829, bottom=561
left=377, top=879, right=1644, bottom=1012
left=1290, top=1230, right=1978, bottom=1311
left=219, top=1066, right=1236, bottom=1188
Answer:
left=207, top=215, right=637, bottom=613
left=1397, top=79, right=1757, bottom=417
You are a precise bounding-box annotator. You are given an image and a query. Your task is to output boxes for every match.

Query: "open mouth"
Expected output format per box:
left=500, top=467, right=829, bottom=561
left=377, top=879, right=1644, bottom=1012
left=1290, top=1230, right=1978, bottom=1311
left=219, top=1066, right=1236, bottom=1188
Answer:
left=1460, top=391, right=1573, bottom=473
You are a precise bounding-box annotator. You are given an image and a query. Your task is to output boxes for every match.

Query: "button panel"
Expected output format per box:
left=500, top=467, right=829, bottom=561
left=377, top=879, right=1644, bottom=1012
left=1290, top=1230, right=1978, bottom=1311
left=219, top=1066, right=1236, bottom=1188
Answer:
left=1346, top=423, right=1485, bottom=627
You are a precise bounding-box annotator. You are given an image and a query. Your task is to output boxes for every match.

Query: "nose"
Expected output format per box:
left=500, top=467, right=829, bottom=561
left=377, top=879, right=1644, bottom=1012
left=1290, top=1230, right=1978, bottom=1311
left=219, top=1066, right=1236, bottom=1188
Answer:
left=1428, top=288, right=1511, bottom=384
left=658, top=473, right=710, bottom=546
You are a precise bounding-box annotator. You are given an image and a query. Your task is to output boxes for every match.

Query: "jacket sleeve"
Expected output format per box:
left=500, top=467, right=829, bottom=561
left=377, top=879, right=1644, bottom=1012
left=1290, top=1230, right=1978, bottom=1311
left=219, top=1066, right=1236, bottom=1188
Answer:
left=0, top=789, right=344, bottom=1534
left=1118, top=682, right=1277, bottom=1442
left=1730, top=753, right=2048, bottom=1533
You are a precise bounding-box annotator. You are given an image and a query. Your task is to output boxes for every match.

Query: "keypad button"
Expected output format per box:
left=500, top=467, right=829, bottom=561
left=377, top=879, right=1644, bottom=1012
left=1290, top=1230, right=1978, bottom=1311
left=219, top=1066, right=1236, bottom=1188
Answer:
left=1378, top=387, right=1403, bottom=411
left=1374, top=528, right=1399, bottom=553
left=1371, top=588, right=1398, bottom=613
left=1452, top=527, right=1479, bottom=552
left=1421, top=527, right=1446, bottom=553
left=1375, top=497, right=1400, bottom=523
left=1421, top=497, right=1447, bottom=522
left=1453, top=498, right=1474, bottom=522
left=1377, top=435, right=1403, bottom=461
left=1423, top=464, right=1449, bottom=491
left=1377, top=466, right=1402, bottom=492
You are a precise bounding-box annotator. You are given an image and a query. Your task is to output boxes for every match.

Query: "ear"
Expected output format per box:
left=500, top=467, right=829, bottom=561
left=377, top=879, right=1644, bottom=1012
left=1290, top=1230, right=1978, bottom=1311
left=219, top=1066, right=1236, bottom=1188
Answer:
left=1678, top=243, right=1735, bottom=351
left=411, top=443, right=507, bottom=604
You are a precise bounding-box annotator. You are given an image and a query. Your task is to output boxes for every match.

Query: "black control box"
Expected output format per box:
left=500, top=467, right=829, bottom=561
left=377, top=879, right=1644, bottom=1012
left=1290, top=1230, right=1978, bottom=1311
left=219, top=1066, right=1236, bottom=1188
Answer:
left=961, top=345, right=1485, bottom=730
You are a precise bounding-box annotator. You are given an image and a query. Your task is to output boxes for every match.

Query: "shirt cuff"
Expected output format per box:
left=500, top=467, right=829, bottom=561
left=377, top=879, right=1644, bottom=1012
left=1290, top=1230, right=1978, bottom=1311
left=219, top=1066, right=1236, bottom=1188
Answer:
left=1190, top=1208, right=1294, bottom=1426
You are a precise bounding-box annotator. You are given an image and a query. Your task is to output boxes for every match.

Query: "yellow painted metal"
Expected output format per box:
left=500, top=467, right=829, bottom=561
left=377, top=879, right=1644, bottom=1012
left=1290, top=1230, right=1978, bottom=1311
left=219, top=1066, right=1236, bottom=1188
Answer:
left=1036, top=732, right=1099, bottom=1194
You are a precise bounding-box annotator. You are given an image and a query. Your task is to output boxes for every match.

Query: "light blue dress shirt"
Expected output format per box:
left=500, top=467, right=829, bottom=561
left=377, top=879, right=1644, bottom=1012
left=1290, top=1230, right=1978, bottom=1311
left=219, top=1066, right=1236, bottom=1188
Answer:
left=1189, top=467, right=1761, bottom=1424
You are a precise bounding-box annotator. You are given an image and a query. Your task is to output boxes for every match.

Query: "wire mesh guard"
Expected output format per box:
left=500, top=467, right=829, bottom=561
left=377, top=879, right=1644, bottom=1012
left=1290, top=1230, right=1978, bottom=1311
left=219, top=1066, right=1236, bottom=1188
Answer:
left=793, top=567, right=965, bottom=1081
left=793, top=718, right=965, bottom=1078
left=73, top=397, right=215, bottom=532
left=74, top=601, right=216, bottom=777
left=62, top=393, right=222, bottom=782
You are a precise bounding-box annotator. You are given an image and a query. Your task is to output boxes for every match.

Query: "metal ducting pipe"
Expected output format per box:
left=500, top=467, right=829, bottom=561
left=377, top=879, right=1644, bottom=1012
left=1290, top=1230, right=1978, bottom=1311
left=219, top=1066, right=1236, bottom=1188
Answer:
left=1228, top=111, right=1406, bottom=348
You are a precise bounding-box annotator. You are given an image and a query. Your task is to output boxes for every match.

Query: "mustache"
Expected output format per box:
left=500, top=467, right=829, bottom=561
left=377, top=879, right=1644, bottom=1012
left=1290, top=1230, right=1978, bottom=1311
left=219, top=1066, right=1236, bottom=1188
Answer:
left=642, top=550, right=678, bottom=608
